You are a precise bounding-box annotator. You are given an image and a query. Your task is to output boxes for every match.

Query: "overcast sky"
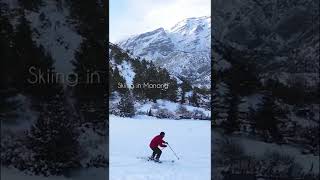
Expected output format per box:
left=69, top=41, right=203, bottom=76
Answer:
left=110, top=0, right=211, bottom=43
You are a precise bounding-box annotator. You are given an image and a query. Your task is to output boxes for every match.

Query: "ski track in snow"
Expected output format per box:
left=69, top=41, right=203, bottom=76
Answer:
left=109, top=115, right=211, bottom=180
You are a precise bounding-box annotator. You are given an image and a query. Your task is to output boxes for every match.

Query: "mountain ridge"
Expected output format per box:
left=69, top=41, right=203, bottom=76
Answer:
left=117, top=16, right=211, bottom=88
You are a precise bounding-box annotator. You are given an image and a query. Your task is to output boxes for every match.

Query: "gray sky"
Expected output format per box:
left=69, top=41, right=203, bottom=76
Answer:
left=110, top=0, right=211, bottom=43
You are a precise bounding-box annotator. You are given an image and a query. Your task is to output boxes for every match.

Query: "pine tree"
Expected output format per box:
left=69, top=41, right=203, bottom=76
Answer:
left=0, top=92, right=20, bottom=122
left=114, top=50, right=127, bottom=64
left=73, top=38, right=107, bottom=95
left=181, top=78, right=192, bottom=92
left=222, top=94, right=240, bottom=134
left=67, top=0, right=105, bottom=40
left=18, top=0, right=43, bottom=11
left=112, top=67, right=128, bottom=95
left=148, top=108, right=153, bottom=116
left=118, top=92, right=135, bottom=117
left=254, top=95, right=283, bottom=141
left=176, top=105, right=192, bottom=119
left=131, top=58, right=146, bottom=99
left=180, top=90, right=186, bottom=104
left=212, top=82, right=231, bottom=126
left=14, top=15, right=55, bottom=96
left=132, top=70, right=146, bottom=99
left=69, top=0, right=107, bottom=126
left=144, top=64, right=160, bottom=102
left=109, top=66, right=114, bottom=95
left=180, top=79, right=192, bottom=104
left=224, top=49, right=260, bottom=96
left=166, top=78, right=178, bottom=102
left=72, top=37, right=107, bottom=126
left=27, top=89, right=80, bottom=175
left=158, top=67, right=178, bottom=101
left=158, top=68, right=169, bottom=99
left=189, top=91, right=199, bottom=107
left=0, top=12, right=15, bottom=88
left=248, top=106, right=257, bottom=135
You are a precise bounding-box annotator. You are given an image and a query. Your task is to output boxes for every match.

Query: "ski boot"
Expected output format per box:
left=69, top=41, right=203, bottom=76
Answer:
left=148, top=156, right=154, bottom=161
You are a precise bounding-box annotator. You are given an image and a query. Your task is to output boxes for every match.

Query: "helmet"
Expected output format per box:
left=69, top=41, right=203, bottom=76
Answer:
left=160, top=132, right=165, bottom=136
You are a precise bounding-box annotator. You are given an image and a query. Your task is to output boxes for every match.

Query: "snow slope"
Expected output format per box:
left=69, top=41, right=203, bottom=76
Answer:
left=116, top=61, right=135, bottom=88
left=213, top=130, right=319, bottom=176
left=1, top=166, right=106, bottom=180
left=235, top=136, right=320, bottom=174
left=109, top=115, right=211, bottom=180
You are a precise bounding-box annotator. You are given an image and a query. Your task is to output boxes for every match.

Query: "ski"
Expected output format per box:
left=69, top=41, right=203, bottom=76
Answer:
left=136, top=156, right=175, bottom=163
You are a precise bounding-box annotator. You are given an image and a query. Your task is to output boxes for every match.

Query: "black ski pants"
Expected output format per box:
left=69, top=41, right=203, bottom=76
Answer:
left=151, top=147, right=162, bottom=159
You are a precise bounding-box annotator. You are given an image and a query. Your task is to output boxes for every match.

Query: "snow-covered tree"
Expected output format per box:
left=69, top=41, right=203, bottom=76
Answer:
left=176, top=105, right=192, bottom=119
left=192, top=109, right=206, bottom=120
left=180, top=79, right=192, bottom=104
left=189, top=91, right=199, bottom=107
left=212, top=82, right=231, bottom=126
left=155, top=108, right=175, bottom=119
left=118, top=92, right=135, bottom=117
left=27, top=91, right=80, bottom=175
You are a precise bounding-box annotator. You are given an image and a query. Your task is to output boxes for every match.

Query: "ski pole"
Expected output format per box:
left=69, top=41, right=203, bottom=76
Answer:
left=167, top=143, right=180, bottom=160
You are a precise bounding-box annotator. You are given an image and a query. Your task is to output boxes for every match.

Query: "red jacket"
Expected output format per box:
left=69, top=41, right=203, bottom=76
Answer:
left=149, top=135, right=167, bottom=148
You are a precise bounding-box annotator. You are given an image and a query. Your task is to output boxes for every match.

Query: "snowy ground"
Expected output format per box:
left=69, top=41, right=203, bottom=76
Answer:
left=109, top=115, right=211, bottom=180
left=0, top=167, right=106, bottom=180
left=213, top=130, right=319, bottom=175
left=234, top=135, right=320, bottom=174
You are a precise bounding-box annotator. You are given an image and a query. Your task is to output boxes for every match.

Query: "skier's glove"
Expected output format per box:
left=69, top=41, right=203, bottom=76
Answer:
left=164, top=141, right=168, bottom=144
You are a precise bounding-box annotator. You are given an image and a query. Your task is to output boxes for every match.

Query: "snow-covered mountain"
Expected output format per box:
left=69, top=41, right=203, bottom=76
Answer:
left=118, top=16, right=211, bottom=88
left=109, top=42, right=212, bottom=117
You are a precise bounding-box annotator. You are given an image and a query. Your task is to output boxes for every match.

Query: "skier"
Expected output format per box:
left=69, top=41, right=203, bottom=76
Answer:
left=149, top=132, right=168, bottom=162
